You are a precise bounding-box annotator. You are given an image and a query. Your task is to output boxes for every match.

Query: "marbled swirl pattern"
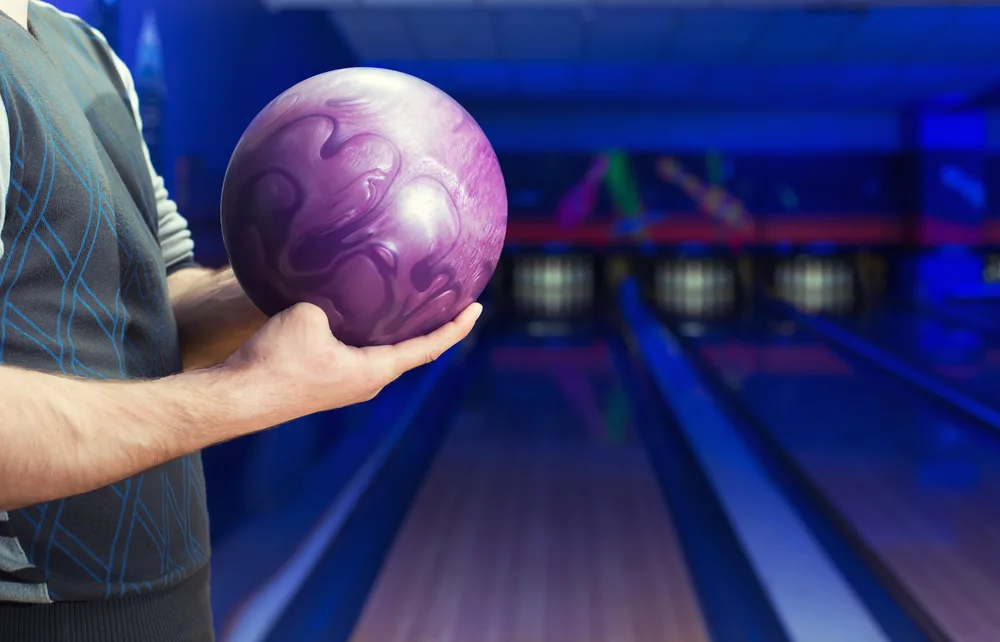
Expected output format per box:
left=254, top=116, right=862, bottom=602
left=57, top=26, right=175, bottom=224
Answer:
left=221, top=68, right=507, bottom=346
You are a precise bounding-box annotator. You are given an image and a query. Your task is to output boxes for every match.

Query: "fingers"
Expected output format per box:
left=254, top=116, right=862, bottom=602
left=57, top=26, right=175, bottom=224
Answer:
left=378, top=302, right=483, bottom=378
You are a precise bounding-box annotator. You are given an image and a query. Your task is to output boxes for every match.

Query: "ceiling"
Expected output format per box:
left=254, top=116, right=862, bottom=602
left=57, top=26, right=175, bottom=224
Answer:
left=264, top=1, right=1000, bottom=109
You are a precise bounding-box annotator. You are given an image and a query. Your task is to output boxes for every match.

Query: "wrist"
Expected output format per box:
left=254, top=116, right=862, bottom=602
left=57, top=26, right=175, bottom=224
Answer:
left=200, top=359, right=300, bottom=436
left=144, top=364, right=288, bottom=449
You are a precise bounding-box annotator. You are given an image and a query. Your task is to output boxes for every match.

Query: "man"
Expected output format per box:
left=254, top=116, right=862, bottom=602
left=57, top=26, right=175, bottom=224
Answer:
left=0, top=2, right=481, bottom=640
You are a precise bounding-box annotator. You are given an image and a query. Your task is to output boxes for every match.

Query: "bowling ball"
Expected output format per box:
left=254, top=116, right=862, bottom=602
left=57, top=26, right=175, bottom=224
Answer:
left=220, top=67, right=507, bottom=347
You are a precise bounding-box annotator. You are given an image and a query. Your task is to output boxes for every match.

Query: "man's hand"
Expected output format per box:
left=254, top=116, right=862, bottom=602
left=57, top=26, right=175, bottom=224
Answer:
left=168, top=267, right=268, bottom=371
left=225, top=301, right=483, bottom=421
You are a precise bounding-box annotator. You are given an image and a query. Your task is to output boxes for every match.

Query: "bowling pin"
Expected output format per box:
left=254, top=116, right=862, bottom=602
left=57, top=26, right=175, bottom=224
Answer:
left=551, top=257, right=561, bottom=316
left=822, top=260, right=832, bottom=313
left=526, top=258, right=536, bottom=312
left=679, top=260, right=688, bottom=317
left=819, top=259, right=833, bottom=314
left=692, top=261, right=705, bottom=318
left=538, top=256, right=552, bottom=316
left=699, top=261, right=708, bottom=318
left=713, top=263, right=722, bottom=317
left=666, top=260, right=678, bottom=314
left=513, top=259, right=521, bottom=309
left=519, top=257, right=528, bottom=313
left=800, top=259, right=808, bottom=310
left=657, top=261, right=669, bottom=313
left=523, top=256, right=532, bottom=314
left=566, top=256, right=583, bottom=314
left=707, top=262, right=718, bottom=317
left=533, top=257, right=541, bottom=314
left=712, top=263, right=721, bottom=317
left=703, top=262, right=713, bottom=318
left=560, top=257, right=568, bottom=313
left=654, top=262, right=663, bottom=312
left=546, top=257, right=558, bottom=317
left=829, top=262, right=840, bottom=313
left=564, top=257, right=572, bottom=315
left=568, top=257, right=576, bottom=314
left=703, top=261, right=712, bottom=317
left=815, top=259, right=825, bottom=313
left=792, top=260, right=803, bottom=310
left=545, top=257, right=555, bottom=316
left=574, top=257, right=583, bottom=314
left=566, top=257, right=576, bottom=315
left=675, top=260, right=685, bottom=315
left=804, top=259, right=819, bottom=313
left=782, top=261, right=794, bottom=304
left=820, top=260, right=830, bottom=313
left=695, top=261, right=706, bottom=318
left=560, top=257, right=571, bottom=315
left=549, top=256, right=566, bottom=316
left=682, top=261, right=693, bottom=317
left=835, top=263, right=848, bottom=312
left=791, top=259, right=802, bottom=310
left=833, top=261, right=842, bottom=312
left=711, top=261, right=722, bottom=317
left=519, top=257, right=529, bottom=313
left=515, top=258, right=526, bottom=312
left=697, top=261, right=707, bottom=318
left=583, top=257, right=594, bottom=312
left=989, top=256, right=1000, bottom=283
left=660, top=260, right=671, bottom=314
left=721, top=263, right=734, bottom=315
left=552, top=257, right=560, bottom=314
left=843, top=265, right=857, bottom=311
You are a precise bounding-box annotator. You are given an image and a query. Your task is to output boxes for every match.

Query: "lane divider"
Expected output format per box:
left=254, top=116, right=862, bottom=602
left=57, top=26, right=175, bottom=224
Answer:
left=220, top=347, right=461, bottom=642
left=621, top=281, right=889, bottom=642
left=771, top=299, right=1000, bottom=431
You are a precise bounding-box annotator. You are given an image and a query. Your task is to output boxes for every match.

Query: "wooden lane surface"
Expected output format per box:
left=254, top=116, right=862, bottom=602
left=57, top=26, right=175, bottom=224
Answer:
left=705, top=331, right=1000, bottom=642
left=348, top=396, right=710, bottom=642
left=799, top=453, right=1000, bottom=642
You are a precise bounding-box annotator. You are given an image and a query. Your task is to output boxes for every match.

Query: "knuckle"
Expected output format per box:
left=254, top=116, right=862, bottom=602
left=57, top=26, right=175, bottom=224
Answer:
left=289, top=302, right=327, bottom=328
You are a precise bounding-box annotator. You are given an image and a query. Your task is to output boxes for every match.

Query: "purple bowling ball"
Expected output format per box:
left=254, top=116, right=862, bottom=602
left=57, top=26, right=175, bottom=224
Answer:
left=220, top=67, right=507, bottom=347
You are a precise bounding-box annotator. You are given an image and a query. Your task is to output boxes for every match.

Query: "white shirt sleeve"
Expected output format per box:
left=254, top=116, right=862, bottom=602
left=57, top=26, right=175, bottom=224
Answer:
left=98, top=34, right=197, bottom=272
left=12, top=1, right=198, bottom=272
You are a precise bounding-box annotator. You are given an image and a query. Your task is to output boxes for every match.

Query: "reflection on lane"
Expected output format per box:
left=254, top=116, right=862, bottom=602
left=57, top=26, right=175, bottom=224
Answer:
left=835, top=307, right=1000, bottom=407
left=935, top=298, right=1000, bottom=332
left=349, top=337, right=710, bottom=642
left=692, top=317, right=1000, bottom=642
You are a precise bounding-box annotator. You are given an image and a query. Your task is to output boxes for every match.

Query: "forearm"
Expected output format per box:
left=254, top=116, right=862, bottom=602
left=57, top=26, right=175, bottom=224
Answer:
left=169, top=267, right=268, bottom=371
left=0, top=363, right=287, bottom=511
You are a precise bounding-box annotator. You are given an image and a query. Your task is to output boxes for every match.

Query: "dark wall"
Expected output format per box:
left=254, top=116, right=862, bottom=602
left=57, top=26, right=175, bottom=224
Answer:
left=502, top=152, right=907, bottom=220
left=464, top=106, right=902, bottom=154
left=110, top=0, right=357, bottom=186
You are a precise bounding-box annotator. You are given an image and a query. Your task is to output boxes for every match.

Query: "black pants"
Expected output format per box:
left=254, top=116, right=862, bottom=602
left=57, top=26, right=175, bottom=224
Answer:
left=0, top=566, right=213, bottom=642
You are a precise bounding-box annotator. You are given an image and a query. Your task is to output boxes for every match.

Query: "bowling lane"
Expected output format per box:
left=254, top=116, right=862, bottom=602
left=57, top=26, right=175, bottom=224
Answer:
left=688, top=315, right=1000, bottom=641
left=347, top=336, right=711, bottom=642
left=833, top=306, right=1000, bottom=408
